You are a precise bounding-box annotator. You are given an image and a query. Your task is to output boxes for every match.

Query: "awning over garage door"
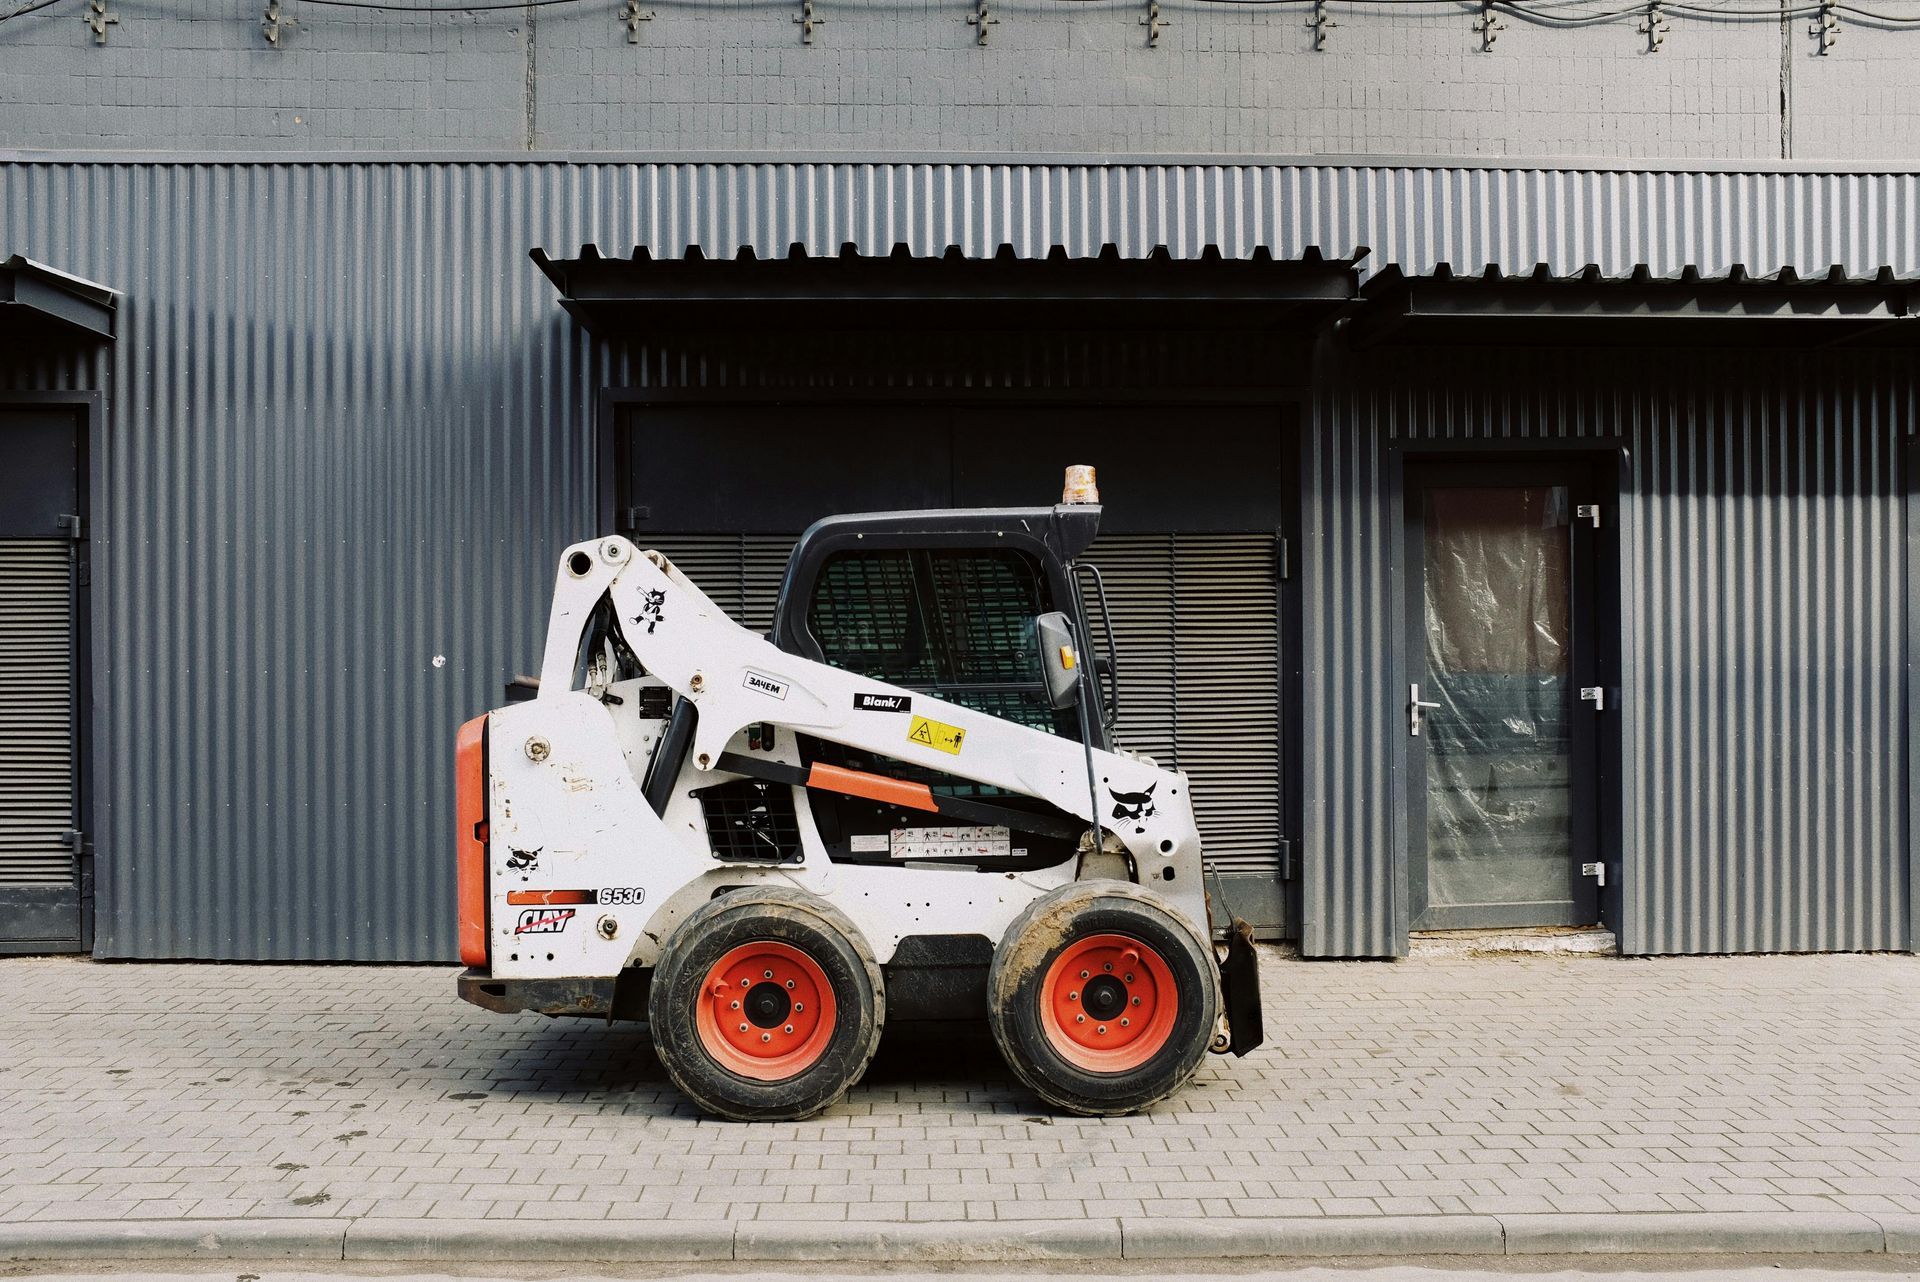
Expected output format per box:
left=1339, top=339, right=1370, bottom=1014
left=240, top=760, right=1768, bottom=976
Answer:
left=1348, top=262, right=1918, bottom=348
left=1, top=256, right=117, bottom=343
left=531, top=242, right=1362, bottom=333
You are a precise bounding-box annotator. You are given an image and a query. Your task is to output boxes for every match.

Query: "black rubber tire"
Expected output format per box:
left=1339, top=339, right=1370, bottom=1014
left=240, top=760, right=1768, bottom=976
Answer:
left=647, top=886, right=885, bottom=1122
left=987, top=880, right=1218, bottom=1116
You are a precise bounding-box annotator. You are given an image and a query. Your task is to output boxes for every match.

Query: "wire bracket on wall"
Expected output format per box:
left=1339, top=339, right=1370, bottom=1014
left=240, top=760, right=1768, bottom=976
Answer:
left=1472, top=0, right=1504, bottom=49
left=620, top=0, right=654, bottom=40
left=792, top=0, right=824, bottom=43
left=1139, top=0, right=1167, bottom=46
left=1809, top=0, right=1838, bottom=51
left=80, top=0, right=118, bottom=43
left=1305, top=0, right=1336, bottom=49
left=261, top=0, right=297, bottom=45
left=1637, top=0, right=1668, bottom=49
left=966, top=0, right=998, bottom=44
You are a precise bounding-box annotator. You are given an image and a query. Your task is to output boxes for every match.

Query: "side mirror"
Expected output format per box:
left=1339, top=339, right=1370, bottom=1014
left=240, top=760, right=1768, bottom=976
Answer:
left=1035, top=611, right=1082, bottom=711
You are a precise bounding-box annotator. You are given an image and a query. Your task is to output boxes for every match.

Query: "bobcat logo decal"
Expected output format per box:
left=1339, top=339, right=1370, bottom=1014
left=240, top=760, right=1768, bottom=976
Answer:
left=1108, top=783, right=1158, bottom=834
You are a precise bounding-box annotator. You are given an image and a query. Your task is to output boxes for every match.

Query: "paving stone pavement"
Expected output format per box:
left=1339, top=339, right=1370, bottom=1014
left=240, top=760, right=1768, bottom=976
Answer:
left=1, top=949, right=1916, bottom=1228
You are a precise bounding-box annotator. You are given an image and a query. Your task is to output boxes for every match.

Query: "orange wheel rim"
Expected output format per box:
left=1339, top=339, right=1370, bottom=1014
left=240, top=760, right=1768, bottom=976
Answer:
left=694, top=941, right=838, bottom=1082
left=1038, top=933, right=1178, bottom=1073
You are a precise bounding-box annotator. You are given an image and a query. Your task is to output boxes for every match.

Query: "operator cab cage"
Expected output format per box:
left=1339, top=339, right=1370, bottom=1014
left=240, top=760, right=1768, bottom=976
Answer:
left=770, top=502, right=1115, bottom=751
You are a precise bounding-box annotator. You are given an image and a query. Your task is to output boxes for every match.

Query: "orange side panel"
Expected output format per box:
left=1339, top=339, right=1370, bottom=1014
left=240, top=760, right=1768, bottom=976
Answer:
left=805, top=762, right=939, bottom=813
left=455, top=713, right=490, bottom=968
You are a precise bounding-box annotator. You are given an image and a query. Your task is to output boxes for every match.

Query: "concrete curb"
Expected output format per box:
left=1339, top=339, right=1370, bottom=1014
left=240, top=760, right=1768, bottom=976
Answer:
left=0, top=1219, right=348, bottom=1261
left=2, top=1212, right=1916, bottom=1263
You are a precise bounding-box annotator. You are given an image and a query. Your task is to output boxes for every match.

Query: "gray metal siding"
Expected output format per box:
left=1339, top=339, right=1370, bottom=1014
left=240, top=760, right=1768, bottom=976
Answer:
left=1303, top=346, right=1913, bottom=958
left=2, top=157, right=1914, bottom=960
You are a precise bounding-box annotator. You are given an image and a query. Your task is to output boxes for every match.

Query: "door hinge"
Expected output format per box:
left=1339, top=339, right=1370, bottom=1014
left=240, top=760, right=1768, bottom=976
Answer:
left=1581, top=860, right=1606, bottom=887
left=57, top=513, right=85, bottom=541
left=1277, top=837, right=1293, bottom=881
left=61, top=829, right=85, bottom=854
left=620, top=505, right=651, bottom=531
left=1580, top=686, right=1606, bottom=712
left=1574, top=504, right=1601, bottom=529
left=1274, top=534, right=1290, bottom=582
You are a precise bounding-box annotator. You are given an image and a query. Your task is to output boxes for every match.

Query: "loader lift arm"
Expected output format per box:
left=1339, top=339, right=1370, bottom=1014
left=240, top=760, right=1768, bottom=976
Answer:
left=534, top=524, right=1214, bottom=933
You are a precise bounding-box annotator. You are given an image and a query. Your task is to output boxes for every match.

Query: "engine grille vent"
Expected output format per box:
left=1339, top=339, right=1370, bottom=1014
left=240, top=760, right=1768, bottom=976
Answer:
left=694, top=778, right=803, bottom=863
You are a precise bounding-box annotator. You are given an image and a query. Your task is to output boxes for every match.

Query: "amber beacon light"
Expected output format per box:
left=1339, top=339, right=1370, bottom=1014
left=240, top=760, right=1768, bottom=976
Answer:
left=1062, top=464, right=1100, bottom=505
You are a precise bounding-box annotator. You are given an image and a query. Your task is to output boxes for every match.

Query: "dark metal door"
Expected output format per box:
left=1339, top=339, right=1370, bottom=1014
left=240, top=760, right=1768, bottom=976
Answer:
left=0, top=406, right=85, bottom=953
left=1403, top=459, right=1603, bottom=930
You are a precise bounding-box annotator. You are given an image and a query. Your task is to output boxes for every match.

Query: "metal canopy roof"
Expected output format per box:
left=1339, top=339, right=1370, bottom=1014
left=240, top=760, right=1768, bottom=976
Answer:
left=1350, top=262, right=1917, bottom=348
left=0, top=254, right=118, bottom=342
left=531, top=241, right=1364, bottom=334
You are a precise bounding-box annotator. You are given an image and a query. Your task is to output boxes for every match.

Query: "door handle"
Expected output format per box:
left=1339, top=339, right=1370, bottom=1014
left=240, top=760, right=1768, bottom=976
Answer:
left=1409, top=682, right=1441, bottom=737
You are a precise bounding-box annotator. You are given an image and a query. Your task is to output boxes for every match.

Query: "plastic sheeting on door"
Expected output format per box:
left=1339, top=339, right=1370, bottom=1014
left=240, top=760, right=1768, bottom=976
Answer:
left=1421, top=486, right=1576, bottom=914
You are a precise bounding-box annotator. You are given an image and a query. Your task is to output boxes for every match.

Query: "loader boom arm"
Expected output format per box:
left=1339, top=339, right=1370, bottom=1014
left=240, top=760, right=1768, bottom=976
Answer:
left=535, top=537, right=1212, bottom=931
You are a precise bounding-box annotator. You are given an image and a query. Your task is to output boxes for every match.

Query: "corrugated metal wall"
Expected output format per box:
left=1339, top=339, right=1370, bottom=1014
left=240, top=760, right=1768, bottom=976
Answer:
left=2, top=158, right=1914, bottom=959
left=1303, top=345, right=1914, bottom=958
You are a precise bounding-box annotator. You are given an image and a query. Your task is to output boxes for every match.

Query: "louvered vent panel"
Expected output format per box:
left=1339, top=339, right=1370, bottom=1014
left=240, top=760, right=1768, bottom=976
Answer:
left=640, top=535, right=795, bottom=636
left=1083, top=535, right=1178, bottom=767
left=0, top=541, right=76, bottom=887
left=1172, top=535, right=1282, bottom=874
left=1087, top=533, right=1283, bottom=877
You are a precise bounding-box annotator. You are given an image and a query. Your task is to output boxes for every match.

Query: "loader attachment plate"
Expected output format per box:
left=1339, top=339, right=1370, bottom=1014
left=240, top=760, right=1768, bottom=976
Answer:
left=1220, top=918, right=1264, bottom=1057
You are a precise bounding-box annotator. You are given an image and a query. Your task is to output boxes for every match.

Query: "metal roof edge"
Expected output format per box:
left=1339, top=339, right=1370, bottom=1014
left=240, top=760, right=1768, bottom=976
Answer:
left=2, top=148, right=1918, bottom=176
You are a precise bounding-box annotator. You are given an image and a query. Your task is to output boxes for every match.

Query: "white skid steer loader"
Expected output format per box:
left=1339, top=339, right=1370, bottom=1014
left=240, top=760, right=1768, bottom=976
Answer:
left=455, top=469, right=1263, bottom=1121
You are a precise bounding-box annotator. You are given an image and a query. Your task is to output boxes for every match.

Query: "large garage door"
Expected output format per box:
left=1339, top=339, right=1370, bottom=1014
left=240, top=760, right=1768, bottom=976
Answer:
left=619, top=402, right=1292, bottom=935
left=0, top=407, right=86, bottom=954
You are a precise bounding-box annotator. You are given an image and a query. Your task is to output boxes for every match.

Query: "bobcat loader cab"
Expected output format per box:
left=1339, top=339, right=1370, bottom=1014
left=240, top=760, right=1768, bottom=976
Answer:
left=456, top=468, right=1263, bottom=1120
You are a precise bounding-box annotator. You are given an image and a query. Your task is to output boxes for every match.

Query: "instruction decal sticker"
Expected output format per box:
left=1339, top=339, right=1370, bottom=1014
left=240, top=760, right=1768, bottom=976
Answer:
left=633, top=588, right=667, bottom=635
left=907, top=714, right=965, bottom=756
left=513, top=907, right=576, bottom=934
left=854, top=691, right=912, bottom=713
left=743, top=670, right=789, bottom=700
left=1108, top=782, right=1158, bottom=834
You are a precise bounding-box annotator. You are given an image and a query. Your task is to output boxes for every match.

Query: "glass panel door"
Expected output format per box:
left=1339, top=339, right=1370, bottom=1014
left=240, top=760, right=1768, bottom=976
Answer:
left=1405, top=464, right=1601, bottom=930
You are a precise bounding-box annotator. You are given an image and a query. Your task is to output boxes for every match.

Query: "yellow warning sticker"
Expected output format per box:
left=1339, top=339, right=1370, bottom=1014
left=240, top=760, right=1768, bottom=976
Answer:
left=907, top=714, right=966, bottom=756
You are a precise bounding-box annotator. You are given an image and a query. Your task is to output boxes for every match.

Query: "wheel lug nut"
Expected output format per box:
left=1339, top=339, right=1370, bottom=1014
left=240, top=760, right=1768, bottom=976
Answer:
left=761, top=1032, right=771, bottom=1043
left=730, top=1000, right=740, bottom=1010
left=1079, top=970, right=1090, bottom=980
left=764, top=969, right=774, bottom=979
left=1131, top=996, right=1141, bottom=1006
left=1125, top=973, right=1135, bottom=983
left=784, top=1024, right=794, bottom=1034
left=785, top=979, right=795, bottom=989
left=1121, top=1017, right=1131, bottom=1027
left=1097, top=1025, right=1107, bottom=1034
left=1068, top=991, right=1078, bottom=1001
left=738, top=1022, right=748, bottom=1032
left=1075, top=1014, right=1085, bottom=1023
left=1103, top=962, right=1113, bottom=971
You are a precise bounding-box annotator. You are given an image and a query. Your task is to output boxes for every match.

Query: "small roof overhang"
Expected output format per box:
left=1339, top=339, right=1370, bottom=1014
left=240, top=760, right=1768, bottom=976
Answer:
left=530, top=242, right=1364, bottom=334
left=1, top=255, right=118, bottom=343
left=1348, top=263, right=1917, bottom=348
